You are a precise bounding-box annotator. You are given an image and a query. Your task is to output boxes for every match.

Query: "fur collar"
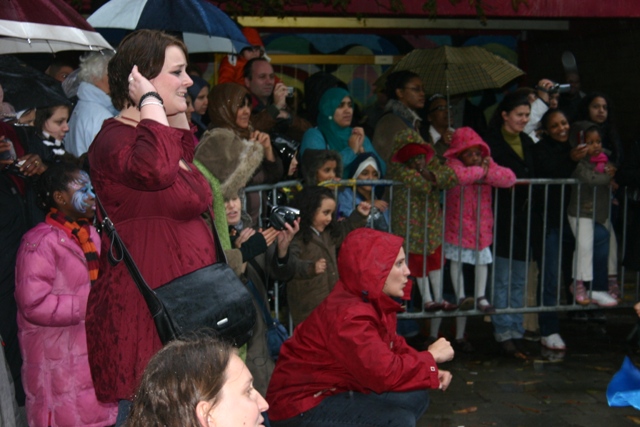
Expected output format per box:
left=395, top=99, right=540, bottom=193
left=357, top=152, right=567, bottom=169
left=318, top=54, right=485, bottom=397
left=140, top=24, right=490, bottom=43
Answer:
left=384, top=99, right=422, bottom=129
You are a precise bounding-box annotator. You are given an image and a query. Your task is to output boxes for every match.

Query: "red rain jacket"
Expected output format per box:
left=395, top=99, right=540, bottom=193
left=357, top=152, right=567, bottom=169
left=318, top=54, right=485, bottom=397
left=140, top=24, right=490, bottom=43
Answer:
left=266, top=228, right=440, bottom=421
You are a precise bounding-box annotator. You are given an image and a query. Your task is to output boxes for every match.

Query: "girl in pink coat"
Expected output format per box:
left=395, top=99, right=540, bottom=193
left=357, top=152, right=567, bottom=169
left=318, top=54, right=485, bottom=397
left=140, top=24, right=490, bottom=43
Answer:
left=14, top=163, right=117, bottom=427
left=443, top=127, right=516, bottom=324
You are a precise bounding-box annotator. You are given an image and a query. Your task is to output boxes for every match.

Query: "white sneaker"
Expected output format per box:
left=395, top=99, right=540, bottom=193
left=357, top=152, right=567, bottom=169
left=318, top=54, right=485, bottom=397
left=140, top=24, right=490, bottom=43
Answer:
left=590, top=291, right=618, bottom=307
left=541, top=333, right=566, bottom=351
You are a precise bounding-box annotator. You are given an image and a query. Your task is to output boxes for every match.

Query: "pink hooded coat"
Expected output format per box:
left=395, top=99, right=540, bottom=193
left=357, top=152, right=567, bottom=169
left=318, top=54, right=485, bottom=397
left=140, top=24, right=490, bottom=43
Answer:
left=443, top=127, right=516, bottom=251
left=15, top=222, right=117, bottom=427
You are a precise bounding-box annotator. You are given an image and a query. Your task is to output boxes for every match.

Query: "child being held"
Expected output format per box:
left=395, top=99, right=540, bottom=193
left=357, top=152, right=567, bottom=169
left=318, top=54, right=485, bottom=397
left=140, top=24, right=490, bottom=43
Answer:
left=443, top=127, right=516, bottom=319
left=286, top=186, right=370, bottom=326
left=567, top=121, right=619, bottom=307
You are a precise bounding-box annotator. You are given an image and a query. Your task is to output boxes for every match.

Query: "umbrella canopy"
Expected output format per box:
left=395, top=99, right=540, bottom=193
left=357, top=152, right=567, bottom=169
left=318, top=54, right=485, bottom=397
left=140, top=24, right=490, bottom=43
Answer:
left=0, top=56, right=70, bottom=112
left=377, top=45, right=524, bottom=97
left=88, top=0, right=249, bottom=54
left=0, top=0, right=113, bottom=53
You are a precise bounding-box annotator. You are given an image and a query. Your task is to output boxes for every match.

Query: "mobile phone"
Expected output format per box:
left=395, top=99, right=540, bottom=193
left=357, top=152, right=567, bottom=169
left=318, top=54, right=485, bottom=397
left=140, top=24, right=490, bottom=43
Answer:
left=286, top=87, right=294, bottom=98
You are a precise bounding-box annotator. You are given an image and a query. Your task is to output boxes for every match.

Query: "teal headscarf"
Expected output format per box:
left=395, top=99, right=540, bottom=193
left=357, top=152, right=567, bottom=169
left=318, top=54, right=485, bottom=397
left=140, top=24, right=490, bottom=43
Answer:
left=317, top=87, right=353, bottom=152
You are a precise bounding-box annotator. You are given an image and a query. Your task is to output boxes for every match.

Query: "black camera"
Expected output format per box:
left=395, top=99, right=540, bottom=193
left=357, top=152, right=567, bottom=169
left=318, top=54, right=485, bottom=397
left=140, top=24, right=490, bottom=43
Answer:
left=269, top=206, right=300, bottom=230
left=538, top=83, right=571, bottom=95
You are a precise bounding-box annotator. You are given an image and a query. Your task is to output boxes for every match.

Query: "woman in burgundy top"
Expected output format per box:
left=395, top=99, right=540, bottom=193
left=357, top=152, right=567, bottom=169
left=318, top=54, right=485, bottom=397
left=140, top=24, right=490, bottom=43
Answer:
left=85, top=30, right=218, bottom=416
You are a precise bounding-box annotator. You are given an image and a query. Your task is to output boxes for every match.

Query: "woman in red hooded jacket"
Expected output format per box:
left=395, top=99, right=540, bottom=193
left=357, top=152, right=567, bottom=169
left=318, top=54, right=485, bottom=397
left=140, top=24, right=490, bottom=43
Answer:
left=266, top=228, right=454, bottom=427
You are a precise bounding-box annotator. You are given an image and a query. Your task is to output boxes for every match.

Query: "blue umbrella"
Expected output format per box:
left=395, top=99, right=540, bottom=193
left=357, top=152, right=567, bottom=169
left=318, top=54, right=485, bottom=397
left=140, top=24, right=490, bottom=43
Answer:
left=87, top=0, right=248, bottom=53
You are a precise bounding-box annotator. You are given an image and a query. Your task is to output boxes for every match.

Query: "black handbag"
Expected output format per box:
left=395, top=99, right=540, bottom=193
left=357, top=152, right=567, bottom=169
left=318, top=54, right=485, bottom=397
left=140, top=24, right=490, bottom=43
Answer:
left=96, top=197, right=256, bottom=347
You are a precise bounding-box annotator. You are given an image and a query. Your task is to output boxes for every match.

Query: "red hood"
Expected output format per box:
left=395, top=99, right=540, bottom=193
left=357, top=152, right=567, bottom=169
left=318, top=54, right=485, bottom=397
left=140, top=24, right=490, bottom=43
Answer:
left=337, top=228, right=404, bottom=303
left=443, top=126, right=490, bottom=160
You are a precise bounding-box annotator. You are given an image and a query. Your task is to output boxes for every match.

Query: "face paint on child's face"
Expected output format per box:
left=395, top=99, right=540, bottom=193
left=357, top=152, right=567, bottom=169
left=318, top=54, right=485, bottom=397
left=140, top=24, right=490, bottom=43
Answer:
left=460, top=146, right=484, bottom=167
left=67, top=171, right=96, bottom=217
left=316, top=160, right=338, bottom=183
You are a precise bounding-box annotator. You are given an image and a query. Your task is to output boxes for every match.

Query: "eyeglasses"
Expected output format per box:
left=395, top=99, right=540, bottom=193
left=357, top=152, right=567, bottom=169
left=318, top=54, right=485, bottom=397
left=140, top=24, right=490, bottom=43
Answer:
left=428, top=105, right=452, bottom=114
left=403, top=86, right=425, bottom=93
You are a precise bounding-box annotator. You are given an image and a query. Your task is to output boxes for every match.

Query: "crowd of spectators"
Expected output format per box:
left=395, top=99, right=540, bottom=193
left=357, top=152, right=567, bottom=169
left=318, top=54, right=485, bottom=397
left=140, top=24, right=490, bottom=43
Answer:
left=2, top=27, right=639, bottom=427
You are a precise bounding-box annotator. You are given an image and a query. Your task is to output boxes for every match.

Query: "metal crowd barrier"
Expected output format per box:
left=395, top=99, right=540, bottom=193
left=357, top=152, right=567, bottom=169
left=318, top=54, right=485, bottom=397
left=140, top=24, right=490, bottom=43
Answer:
left=242, top=178, right=639, bottom=321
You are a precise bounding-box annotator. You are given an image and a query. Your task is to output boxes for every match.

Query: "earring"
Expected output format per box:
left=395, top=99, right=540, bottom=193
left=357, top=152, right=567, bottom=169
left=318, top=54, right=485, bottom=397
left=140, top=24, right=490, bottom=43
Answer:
left=328, top=116, right=332, bottom=120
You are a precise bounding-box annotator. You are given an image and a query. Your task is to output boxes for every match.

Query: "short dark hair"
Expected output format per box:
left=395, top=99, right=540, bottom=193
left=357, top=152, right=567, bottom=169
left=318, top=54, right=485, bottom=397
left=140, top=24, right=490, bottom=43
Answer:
left=488, top=91, right=531, bottom=130
left=36, top=162, right=81, bottom=211
left=125, top=334, right=233, bottom=427
left=243, top=57, right=270, bottom=81
left=385, top=70, right=420, bottom=100
left=34, top=105, right=70, bottom=134
left=108, top=29, right=188, bottom=111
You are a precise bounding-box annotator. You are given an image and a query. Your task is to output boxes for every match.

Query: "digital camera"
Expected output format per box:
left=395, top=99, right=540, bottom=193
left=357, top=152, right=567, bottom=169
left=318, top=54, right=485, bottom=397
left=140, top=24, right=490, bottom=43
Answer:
left=269, top=206, right=300, bottom=230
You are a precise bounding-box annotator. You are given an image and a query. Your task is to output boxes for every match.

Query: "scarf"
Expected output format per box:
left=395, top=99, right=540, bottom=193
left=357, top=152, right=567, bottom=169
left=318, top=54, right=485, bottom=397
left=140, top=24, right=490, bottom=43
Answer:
left=208, top=83, right=253, bottom=139
left=41, top=132, right=66, bottom=156
left=317, top=87, right=353, bottom=152
left=46, top=208, right=99, bottom=284
left=590, top=152, right=609, bottom=174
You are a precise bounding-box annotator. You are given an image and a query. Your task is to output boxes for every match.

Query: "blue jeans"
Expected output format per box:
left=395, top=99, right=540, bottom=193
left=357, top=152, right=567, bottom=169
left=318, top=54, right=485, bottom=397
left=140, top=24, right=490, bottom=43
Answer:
left=270, top=389, right=430, bottom=427
left=537, top=224, right=610, bottom=336
left=115, top=400, right=132, bottom=427
left=491, top=257, right=526, bottom=342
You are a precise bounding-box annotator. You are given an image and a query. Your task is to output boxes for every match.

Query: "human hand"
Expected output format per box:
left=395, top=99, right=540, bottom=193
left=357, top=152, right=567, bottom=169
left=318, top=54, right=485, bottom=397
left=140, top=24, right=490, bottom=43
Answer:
left=536, top=78, right=554, bottom=104
left=356, top=201, right=371, bottom=216
left=442, top=128, right=454, bottom=146
left=348, top=127, right=365, bottom=153
left=427, top=337, right=454, bottom=363
left=276, top=218, right=300, bottom=257
left=128, top=65, right=157, bottom=106
left=260, top=227, right=279, bottom=247
left=16, top=153, right=47, bottom=177
left=315, top=258, right=327, bottom=274
left=604, top=163, right=617, bottom=177
left=234, top=227, right=256, bottom=249
left=438, top=370, right=453, bottom=391
left=0, top=138, right=14, bottom=166
left=273, top=82, right=288, bottom=109
left=251, top=130, right=275, bottom=161
left=610, top=179, right=619, bottom=191
left=373, top=199, right=388, bottom=212
left=570, top=144, right=588, bottom=162
left=635, top=301, right=640, bottom=317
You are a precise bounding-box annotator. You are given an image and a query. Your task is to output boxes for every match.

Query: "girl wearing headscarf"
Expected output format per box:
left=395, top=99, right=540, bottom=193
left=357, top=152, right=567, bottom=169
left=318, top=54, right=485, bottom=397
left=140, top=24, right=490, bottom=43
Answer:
left=300, top=87, right=385, bottom=178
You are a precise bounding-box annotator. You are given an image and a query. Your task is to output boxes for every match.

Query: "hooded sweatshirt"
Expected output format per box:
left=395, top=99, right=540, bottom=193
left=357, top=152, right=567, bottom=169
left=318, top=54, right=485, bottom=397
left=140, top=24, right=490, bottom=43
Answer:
left=267, top=228, right=440, bottom=421
left=443, top=127, right=516, bottom=251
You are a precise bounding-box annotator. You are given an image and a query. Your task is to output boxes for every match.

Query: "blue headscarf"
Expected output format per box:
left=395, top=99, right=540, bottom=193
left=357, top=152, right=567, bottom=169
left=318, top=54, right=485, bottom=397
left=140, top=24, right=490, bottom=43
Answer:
left=317, top=87, right=353, bottom=152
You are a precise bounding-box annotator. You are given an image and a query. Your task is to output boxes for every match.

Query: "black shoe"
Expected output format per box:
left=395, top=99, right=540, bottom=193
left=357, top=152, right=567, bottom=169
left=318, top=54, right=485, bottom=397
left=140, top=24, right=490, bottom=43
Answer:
left=523, top=330, right=541, bottom=342
left=513, top=339, right=532, bottom=356
left=500, top=339, right=527, bottom=359
left=453, top=338, right=475, bottom=353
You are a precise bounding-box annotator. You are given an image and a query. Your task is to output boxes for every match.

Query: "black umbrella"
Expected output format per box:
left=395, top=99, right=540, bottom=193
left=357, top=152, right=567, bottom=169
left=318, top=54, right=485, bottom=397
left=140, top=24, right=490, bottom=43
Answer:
left=0, top=55, right=70, bottom=111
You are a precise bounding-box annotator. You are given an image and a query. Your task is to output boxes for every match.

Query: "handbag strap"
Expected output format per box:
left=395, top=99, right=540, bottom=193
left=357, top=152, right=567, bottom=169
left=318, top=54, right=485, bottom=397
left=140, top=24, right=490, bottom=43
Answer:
left=95, top=195, right=165, bottom=317
left=245, top=279, right=274, bottom=326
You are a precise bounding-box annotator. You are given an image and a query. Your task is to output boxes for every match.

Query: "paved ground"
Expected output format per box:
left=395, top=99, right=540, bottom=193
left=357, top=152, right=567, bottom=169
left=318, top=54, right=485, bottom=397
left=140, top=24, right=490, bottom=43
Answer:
left=418, top=307, right=640, bottom=427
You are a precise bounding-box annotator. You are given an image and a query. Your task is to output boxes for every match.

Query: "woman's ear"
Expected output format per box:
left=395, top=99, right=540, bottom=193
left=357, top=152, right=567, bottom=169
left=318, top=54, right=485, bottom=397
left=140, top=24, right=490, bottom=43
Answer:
left=196, top=400, right=214, bottom=427
left=501, top=110, right=508, bottom=122
left=395, top=87, right=404, bottom=101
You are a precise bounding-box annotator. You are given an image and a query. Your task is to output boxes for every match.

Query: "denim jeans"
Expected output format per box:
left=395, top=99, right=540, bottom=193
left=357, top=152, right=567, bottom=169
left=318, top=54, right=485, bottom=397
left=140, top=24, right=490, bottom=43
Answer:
left=537, top=223, right=610, bottom=336
left=115, top=400, right=132, bottom=427
left=270, top=389, right=430, bottom=427
left=491, top=257, right=526, bottom=342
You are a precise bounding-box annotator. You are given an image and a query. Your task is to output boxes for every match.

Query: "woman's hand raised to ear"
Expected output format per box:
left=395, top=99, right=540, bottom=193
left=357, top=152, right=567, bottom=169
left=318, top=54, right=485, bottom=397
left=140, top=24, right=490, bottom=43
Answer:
left=251, top=130, right=275, bottom=162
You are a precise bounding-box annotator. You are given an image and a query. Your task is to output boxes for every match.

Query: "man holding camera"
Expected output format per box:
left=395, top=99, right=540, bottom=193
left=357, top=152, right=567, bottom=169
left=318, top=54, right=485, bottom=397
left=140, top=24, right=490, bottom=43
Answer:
left=243, top=57, right=310, bottom=143
left=525, top=78, right=569, bottom=142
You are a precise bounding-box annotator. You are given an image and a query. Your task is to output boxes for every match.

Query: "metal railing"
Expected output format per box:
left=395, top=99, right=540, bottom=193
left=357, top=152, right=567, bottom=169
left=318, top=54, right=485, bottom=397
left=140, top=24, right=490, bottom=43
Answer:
left=242, top=178, right=639, bottom=321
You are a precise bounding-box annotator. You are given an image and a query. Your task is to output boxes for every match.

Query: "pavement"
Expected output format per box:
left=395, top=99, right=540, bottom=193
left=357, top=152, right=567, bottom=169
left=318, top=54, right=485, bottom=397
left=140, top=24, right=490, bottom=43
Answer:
left=417, top=307, right=640, bottom=427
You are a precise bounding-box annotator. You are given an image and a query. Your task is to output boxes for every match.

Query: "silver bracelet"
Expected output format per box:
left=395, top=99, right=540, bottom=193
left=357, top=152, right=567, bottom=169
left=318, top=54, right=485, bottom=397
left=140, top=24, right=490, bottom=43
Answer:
left=140, top=100, right=164, bottom=109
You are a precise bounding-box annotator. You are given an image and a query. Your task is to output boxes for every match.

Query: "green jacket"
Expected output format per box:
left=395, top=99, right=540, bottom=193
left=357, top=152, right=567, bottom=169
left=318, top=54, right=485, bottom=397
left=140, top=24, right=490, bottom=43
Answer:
left=389, top=129, right=457, bottom=255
